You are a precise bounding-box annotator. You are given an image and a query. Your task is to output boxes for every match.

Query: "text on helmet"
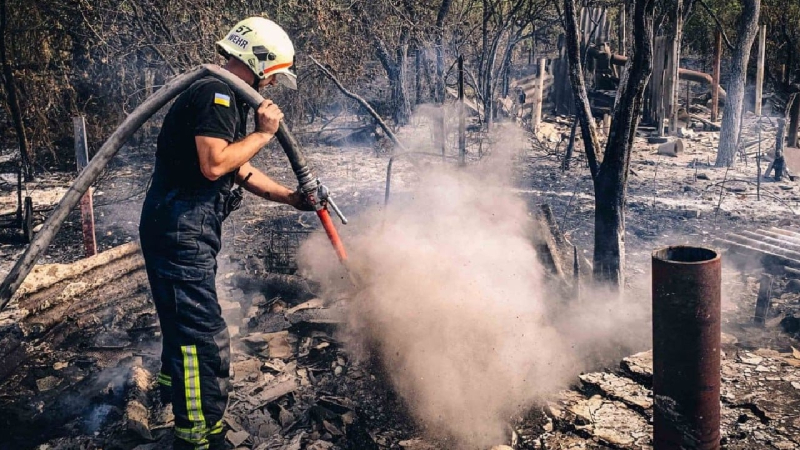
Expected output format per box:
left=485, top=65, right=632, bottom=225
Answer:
left=227, top=34, right=249, bottom=49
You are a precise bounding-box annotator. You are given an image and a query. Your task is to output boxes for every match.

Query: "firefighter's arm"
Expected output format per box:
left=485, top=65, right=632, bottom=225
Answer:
left=235, top=162, right=310, bottom=210
left=196, top=133, right=272, bottom=180
left=196, top=100, right=283, bottom=181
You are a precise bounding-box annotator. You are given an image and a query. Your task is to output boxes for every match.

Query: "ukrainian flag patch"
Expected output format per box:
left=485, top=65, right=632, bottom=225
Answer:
left=214, top=93, right=231, bottom=107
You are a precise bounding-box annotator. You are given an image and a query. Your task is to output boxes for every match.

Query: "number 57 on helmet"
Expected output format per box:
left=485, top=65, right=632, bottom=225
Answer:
left=216, top=17, right=297, bottom=90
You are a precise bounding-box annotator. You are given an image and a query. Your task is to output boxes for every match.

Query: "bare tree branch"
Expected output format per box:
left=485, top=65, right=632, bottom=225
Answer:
left=310, top=55, right=406, bottom=151
left=696, top=0, right=735, bottom=51
left=562, top=0, right=601, bottom=179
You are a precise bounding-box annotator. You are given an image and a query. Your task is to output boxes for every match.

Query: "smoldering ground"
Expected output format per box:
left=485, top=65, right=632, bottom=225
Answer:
left=298, top=118, right=650, bottom=448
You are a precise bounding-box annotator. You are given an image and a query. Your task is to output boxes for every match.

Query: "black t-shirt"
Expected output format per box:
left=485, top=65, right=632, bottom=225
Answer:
left=155, top=76, right=250, bottom=191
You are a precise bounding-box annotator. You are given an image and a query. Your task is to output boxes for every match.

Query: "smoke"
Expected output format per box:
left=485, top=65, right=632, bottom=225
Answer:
left=298, top=116, right=649, bottom=448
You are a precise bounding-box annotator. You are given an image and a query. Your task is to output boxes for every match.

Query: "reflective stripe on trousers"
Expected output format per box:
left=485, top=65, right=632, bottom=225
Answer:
left=142, top=267, right=231, bottom=450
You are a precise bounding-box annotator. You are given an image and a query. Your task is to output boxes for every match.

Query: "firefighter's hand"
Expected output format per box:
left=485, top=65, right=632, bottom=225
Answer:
left=288, top=190, right=317, bottom=212
left=255, top=99, right=284, bottom=135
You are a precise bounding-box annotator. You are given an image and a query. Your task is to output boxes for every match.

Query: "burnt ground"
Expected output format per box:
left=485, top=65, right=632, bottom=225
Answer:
left=1, top=107, right=800, bottom=449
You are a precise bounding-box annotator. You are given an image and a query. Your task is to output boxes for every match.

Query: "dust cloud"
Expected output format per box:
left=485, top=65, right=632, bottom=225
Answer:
left=297, top=117, right=649, bottom=448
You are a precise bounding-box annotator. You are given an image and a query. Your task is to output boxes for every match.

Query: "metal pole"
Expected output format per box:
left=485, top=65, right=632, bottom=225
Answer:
left=458, top=56, right=466, bottom=166
left=531, top=58, right=546, bottom=133
left=74, top=116, right=97, bottom=257
left=757, top=116, right=762, bottom=199
left=711, top=31, right=722, bottom=122
left=652, top=246, right=721, bottom=450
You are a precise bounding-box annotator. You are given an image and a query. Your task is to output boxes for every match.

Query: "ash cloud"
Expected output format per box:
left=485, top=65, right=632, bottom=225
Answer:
left=298, top=115, right=649, bottom=448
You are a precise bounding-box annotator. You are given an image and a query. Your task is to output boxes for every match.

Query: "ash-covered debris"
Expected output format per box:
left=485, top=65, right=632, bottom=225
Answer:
left=0, top=243, right=157, bottom=447
left=514, top=346, right=800, bottom=450
left=0, top=246, right=423, bottom=449
left=202, top=271, right=412, bottom=450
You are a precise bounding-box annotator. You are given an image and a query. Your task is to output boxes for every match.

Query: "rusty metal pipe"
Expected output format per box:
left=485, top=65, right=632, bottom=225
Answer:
left=587, top=47, right=727, bottom=99
left=652, top=246, right=721, bottom=450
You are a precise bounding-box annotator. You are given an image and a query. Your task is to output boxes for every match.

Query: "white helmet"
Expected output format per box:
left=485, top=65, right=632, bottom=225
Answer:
left=216, top=17, right=297, bottom=90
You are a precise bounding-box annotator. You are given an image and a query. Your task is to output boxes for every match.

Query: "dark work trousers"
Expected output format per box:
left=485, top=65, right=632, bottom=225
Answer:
left=140, top=187, right=232, bottom=450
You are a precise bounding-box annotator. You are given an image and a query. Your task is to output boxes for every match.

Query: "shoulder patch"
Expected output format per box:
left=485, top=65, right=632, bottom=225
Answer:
left=214, top=93, right=231, bottom=107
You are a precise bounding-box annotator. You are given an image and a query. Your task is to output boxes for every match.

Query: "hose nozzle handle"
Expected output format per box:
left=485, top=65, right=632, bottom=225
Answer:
left=318, top=184, right=348, bottom=224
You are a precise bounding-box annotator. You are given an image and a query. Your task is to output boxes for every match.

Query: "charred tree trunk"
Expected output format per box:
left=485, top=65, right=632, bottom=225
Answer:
left=0, top=0, right=33, bottom=180
left=481, top=0, right=494, bottom=127
left=781, top=23, right=794, bottom=86
left=502, top=53, right=511, bottom=98
left=593, top=174, right=626, bottom=286
left=716, top=0, right=762, bottom=167
left=563, top=0, right=655, bottom=291
left=354, top=4, right=412, bottom=126
left=563, top=0, right=602, bottom=179
left=415, top=47, right=423, bottom=105
left=391, top=46, right=411, bottom=125
left=434, top=0, right=453, bottom=104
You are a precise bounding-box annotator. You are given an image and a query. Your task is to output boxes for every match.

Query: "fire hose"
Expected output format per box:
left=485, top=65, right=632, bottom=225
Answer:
left=272, top=125, right=348, bottom=263
left=0, top=64, right=348, bottom=310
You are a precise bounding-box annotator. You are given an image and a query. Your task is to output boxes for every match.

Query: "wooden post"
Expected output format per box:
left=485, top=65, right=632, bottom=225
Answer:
left=458, top=56, right=466, bottom=166
left=711, top=30, right=722, bottom=122
left=754, top=274, right=773, bottom=325
left=775, top=118, right=787, bottom=180
left=22, top=196, right=32, bottom=243
left=646, top=36, right=667, bottom=130
left=666, top=37, right=679, bottom=135
left=598, top=9, right=608, bottom=45
left=74, top=116, right=97, bottom=257
left=531, top=58, right=546, bottom=132
left=754, top=25, right=766, bottom=116
left=562, top=119, right=578, bottom=171
left=16, top=162, right=21, bottom=227
left=686, top=80, right=690, bottom=113
left=603, top=114, right=611, bottom=135
left=554, top=34, right=571, bottom=116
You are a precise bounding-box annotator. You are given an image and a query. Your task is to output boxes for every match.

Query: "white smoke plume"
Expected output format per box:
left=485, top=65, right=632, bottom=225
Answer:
left=298, top=117, right=649, bottom=448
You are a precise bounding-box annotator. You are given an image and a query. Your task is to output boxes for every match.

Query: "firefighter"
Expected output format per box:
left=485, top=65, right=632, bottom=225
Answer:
left=139, top=17, right=310, bottom=450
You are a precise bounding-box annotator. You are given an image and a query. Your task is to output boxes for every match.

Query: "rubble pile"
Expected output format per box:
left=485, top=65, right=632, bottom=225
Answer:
left=0, top=250, right=423, bottom=450
left=515, top=346, right=800, bottom=449
left=0, top=243, right=154, bottom=445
